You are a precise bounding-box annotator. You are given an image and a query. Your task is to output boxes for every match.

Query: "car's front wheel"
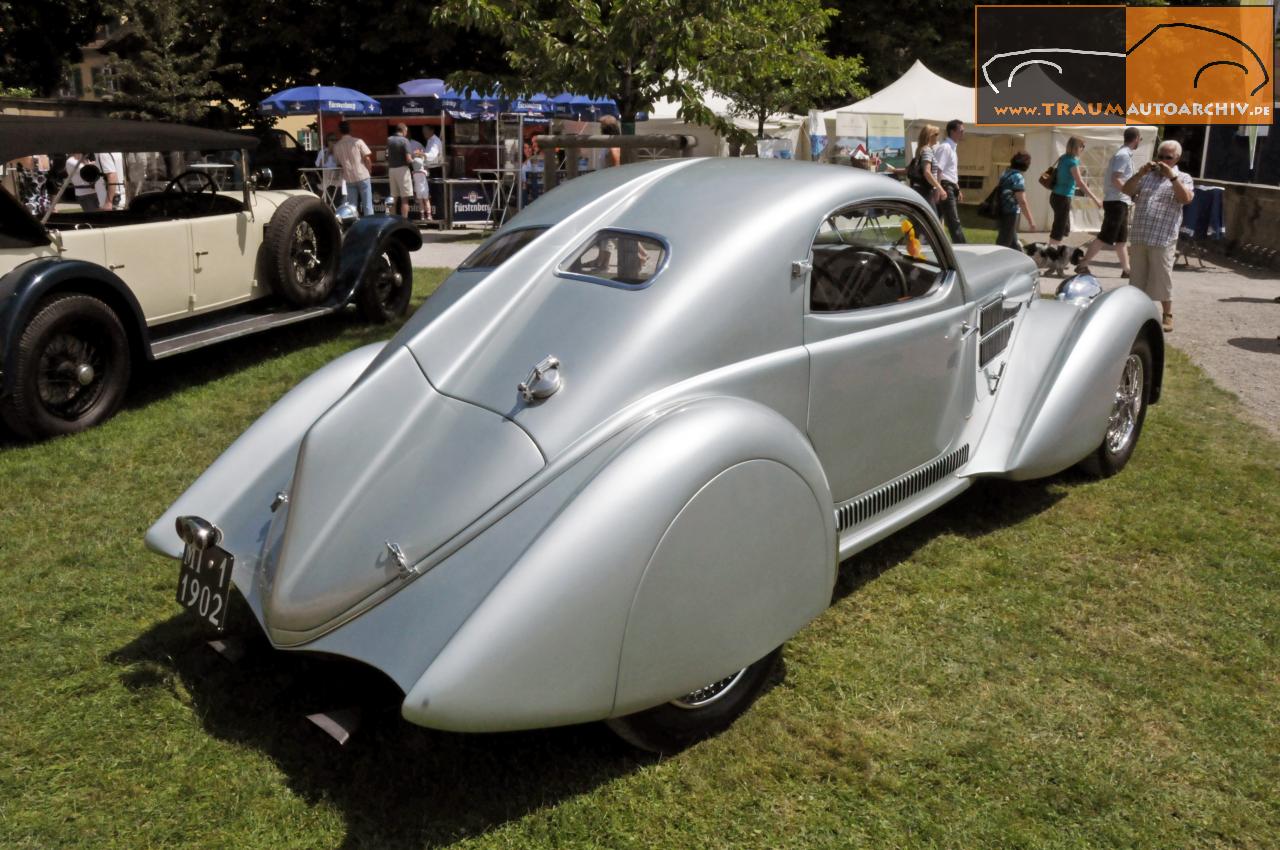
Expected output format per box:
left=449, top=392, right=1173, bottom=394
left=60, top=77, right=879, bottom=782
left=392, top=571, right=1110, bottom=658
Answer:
left=605, top=646, right=782, bottom=754
left=1079, top=333, right=1153, bottom=477
left=356, top=241, right=414, bottom=323
left=0, top=294, right=132, bottom=439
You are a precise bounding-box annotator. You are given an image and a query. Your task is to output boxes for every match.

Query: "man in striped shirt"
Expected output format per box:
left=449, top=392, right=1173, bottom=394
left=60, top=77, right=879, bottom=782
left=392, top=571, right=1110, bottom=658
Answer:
left=1121, top=139, right=1193, bottom=333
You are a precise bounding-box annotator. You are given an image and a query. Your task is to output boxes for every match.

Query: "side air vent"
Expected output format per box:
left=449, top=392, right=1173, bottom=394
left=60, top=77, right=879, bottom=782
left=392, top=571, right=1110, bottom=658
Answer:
left=980, top=298, right=1021, bottom=335
left=834, top=444, right=970, bottom=532
left=980, top=322, right=1015, bottom=367
left=978, top=298, right=1021, bottom=368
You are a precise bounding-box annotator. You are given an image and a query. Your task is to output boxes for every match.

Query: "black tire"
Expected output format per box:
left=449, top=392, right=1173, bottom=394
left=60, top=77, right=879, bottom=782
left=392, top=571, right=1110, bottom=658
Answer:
left=0, top=294, right=131, bottom=439
left=605, top=646, right=783, bottom=755
left=263, top=195, right=340, bottom=307
left=1079, top=334, right=1153, bottom=477
left=356, top=241, right=414, bottom=323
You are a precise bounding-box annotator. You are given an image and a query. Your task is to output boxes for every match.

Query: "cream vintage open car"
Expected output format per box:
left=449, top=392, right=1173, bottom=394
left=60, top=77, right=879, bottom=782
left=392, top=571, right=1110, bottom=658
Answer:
left=0, top=116, right=421, bottom=439
left=148, top=158, right=1163, bottom=753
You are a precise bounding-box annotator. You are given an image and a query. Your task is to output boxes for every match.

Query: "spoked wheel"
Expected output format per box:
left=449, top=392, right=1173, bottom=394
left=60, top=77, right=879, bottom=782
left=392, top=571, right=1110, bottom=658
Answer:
left=605, top=646, right=782, bottom=754
left=0, top=294, right=131, bottom=439
left=357, top=241, right=414, bottom=323
left=264, top=195, right=340, bottom=306
left=1080, top=334, right=1152, bottom=477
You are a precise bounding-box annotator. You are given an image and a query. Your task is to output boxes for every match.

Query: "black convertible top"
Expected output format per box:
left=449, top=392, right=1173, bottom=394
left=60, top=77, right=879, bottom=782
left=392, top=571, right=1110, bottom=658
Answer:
left=0, top=115, right=258, bottom=163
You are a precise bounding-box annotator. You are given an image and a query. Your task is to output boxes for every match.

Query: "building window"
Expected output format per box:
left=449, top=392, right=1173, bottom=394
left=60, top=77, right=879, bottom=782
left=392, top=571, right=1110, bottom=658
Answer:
left=91, top=65, right=119, bottom=98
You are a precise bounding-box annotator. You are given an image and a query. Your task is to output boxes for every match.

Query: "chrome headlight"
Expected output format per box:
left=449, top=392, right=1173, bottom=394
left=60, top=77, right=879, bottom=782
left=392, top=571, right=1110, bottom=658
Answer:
left=335, top=203, right=359, bottom=228
left=1055, top=273, right=1103, bottom=308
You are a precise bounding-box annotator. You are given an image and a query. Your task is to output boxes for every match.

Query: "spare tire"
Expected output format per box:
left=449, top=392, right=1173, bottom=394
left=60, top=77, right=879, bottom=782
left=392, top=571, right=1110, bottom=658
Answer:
left=263, top=195, right=340, bottom=306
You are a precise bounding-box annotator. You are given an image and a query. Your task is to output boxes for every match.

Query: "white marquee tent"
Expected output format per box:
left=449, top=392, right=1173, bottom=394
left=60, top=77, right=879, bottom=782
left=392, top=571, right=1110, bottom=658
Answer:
left=810, top=60, right=1156, bottom=233
left=644, top=89, right=806, bottom=158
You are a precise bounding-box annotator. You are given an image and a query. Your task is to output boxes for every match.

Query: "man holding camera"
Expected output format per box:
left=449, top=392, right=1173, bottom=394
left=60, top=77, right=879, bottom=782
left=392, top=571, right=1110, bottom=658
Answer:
left=1122, top=139, right=1193, bottom=333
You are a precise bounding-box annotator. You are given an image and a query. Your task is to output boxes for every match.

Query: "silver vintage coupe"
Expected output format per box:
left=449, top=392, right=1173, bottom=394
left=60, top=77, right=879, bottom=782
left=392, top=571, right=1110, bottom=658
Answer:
left=147, top=158, right=1162, bottom=752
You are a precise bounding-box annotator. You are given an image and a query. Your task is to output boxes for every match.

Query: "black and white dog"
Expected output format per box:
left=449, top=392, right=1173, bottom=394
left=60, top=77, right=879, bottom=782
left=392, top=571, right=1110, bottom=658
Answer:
left=1024, top=243, right=1071, bottom=276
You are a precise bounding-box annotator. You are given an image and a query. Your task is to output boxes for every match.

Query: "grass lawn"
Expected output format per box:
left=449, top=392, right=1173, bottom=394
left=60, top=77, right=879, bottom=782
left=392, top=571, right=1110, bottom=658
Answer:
left=1, top=268, right=1278, bottom=849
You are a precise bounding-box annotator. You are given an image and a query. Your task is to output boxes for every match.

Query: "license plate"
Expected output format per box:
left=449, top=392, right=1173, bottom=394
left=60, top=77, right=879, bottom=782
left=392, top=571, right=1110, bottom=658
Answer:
left=177, top=542, right=233, bottom=631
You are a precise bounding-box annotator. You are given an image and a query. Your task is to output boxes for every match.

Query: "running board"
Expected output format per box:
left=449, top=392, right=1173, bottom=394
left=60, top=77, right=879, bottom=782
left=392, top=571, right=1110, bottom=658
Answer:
left=149, top=303, right=344, bottom=360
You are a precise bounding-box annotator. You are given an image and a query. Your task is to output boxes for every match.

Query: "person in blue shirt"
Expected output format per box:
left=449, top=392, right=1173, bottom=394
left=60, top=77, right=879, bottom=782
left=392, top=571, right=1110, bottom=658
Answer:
left=996, top=151, right=1037, bottom=249
left=1049, top=135, right=1101, bottom=247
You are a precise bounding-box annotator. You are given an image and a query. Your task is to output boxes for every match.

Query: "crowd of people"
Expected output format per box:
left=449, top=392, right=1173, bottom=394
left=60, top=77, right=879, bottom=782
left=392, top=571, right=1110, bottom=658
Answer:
left=903, top=121, right=1191, bottom=334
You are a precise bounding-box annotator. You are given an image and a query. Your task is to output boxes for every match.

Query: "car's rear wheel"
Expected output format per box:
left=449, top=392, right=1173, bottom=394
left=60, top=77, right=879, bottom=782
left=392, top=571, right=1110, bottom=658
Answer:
left=605, top=645, right=782, bottom=754
left=356, top=241, right=414, bottom=323
left=264, top=195, right=340, bottom=307
left=1079, top=334, right=1152, bottom=477
left=0, top=294, right=131, bottom=439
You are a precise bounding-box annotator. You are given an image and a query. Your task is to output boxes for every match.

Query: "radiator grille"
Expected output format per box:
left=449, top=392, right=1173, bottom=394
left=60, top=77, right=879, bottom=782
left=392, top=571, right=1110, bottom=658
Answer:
left=834, top=444, right=971, bottom=532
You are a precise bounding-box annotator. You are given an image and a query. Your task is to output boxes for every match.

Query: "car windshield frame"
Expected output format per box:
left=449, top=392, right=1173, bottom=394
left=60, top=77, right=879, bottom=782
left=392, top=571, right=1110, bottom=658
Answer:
left=459, top=226, right=549, bottom=271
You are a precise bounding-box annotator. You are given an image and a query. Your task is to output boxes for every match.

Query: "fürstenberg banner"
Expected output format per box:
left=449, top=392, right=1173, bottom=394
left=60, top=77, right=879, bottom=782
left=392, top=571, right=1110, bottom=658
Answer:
left=975, top=5, right=1275, bottom=126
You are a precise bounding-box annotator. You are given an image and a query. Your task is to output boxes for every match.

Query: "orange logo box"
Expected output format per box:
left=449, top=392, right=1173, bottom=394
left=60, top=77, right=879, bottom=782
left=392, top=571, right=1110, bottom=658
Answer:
left=1126, top=6, right=1273, bottom=125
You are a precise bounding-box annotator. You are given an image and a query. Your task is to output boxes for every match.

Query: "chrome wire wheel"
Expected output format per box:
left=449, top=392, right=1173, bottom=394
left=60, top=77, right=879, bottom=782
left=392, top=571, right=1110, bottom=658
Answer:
left=1105, top=352, right=1144, bottom=455
left=290, top=220, right=323, bottom=289
left=671, top=668, right=749, bottom=710
left=36, top=330, right=106, bottom=420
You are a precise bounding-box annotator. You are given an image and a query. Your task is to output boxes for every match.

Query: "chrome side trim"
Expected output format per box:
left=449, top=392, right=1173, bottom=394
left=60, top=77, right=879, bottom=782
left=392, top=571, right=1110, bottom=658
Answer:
left=834, top=444, right=971, bottom=532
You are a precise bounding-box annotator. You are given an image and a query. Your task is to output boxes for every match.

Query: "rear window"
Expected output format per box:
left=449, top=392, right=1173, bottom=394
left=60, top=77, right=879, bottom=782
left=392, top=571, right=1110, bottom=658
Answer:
left=460, top=227, right=547, bottom=270
left=558, top=230, right=666, bottom=287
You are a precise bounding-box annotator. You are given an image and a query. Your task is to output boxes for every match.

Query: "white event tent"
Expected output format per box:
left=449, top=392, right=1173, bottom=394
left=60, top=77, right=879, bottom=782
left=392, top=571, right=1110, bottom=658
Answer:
left=644, top=89, right=806, bottom=158
left=812, top=60, right=1156, bottom=233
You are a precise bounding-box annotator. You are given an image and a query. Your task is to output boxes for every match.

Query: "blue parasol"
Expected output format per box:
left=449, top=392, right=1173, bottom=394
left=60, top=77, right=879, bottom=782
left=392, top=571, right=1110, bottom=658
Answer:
left=550, top=92, right=620, bottom=121
left=259, top=85, right=381, bottom=116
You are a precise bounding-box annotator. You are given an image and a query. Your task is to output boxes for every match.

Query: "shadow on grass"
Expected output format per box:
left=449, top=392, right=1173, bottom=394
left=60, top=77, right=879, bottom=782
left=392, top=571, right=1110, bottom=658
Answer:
left=834, top=476, right=1069, bottom=602
left=125, top=308, right=403, bottom=412
left=109, top=612, right=645, bottom=850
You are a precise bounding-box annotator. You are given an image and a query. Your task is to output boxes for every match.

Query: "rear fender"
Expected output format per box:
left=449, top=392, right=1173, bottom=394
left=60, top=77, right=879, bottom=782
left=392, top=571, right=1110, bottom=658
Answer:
left=401, top=396, right=837, bottom=732
left=0, top=258, right=149, bottom=395
left=143, top=341, right=385, bottom=561
left=967, top=285, right=1163, bottom=480
left=335, top=217, right=422, bottom=302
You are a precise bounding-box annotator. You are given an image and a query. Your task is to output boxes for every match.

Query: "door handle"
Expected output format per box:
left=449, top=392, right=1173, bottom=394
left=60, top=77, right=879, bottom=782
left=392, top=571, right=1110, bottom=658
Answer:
left=960, top=321, right=980, bottom=339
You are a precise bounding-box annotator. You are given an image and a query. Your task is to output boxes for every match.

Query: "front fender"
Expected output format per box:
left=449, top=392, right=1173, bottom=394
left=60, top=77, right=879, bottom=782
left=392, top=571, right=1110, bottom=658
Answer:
left=335, top=216, right=423, bottom=302
left=0, top=258, right=149, bottom=395
left=400, top=396, right=837, bottom=732
left=967, top=285, right=1163, bottom=480
left=143, top=341, right=386, bottom=561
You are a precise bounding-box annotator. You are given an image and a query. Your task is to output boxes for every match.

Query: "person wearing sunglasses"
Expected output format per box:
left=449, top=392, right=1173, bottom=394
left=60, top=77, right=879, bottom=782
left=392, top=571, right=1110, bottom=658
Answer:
left=1121, top=139, right=1194, bottom=333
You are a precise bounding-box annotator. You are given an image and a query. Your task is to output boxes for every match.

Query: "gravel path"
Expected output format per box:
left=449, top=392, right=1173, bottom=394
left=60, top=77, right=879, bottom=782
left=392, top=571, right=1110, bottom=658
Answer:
left=1036, top=248, right=1280, bottom=440
left=414, top=229, right=1280, bottom=440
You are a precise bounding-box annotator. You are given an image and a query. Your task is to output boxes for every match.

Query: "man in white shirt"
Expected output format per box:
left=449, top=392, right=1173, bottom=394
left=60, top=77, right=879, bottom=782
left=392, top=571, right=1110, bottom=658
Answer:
left=1075, top=127, right=1142, bottom=277
left=932, top=119, right=966, bottom=243
left=422, top=124, right=443, bottom=165
left=65, top=154, right=100, bottom=211
left=94, top=151, right=125, bottom=210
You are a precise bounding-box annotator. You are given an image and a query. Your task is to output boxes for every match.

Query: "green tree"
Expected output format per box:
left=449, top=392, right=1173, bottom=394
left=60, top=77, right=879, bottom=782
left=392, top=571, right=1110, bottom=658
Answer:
left=107, top=0, right=236, bottom=123
left=0, top=0, right=105, bottom=95
left=434, top=0, right=765, bottom=130
left=703, top=0, right=865, bottom=139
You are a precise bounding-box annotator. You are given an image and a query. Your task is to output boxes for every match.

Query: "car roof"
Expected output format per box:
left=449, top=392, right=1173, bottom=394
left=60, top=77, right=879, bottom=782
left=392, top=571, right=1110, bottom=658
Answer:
left=0, top=116, right=259, bottom=163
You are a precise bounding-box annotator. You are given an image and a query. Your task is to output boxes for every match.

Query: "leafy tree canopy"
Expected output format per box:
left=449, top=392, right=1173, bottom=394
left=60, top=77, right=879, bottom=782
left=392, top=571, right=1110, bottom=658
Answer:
left=702, top=0, right=866, bottom=139
left=0, top=0, right=105, bottom=95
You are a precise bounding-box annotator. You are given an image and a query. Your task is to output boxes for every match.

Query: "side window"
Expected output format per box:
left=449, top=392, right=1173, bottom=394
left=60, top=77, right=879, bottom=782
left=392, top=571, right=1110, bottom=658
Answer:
left=809, top=206, right=946, bottom=312
left=558, top=230, right=665, bottom=287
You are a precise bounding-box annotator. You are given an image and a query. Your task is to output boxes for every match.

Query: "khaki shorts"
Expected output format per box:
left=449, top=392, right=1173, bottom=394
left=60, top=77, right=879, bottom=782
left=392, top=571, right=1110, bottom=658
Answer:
left=1129, top=242, right=1176, bottom=302
left=388, top=166, right=412, bottom=198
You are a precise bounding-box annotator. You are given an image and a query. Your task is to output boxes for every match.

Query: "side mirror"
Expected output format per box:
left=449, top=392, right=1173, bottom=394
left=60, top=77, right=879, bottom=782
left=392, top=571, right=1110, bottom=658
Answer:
left=77, top=163, right=102, bottom=184
left=250, top=167, right=273, bottom=189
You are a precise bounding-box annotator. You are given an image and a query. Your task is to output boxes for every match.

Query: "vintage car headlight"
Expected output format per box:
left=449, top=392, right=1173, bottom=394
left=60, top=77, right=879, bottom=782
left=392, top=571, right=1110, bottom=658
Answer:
left=335, top=203, right=359, bottom=228
left=1055, top=273, right=1103, bottom=308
